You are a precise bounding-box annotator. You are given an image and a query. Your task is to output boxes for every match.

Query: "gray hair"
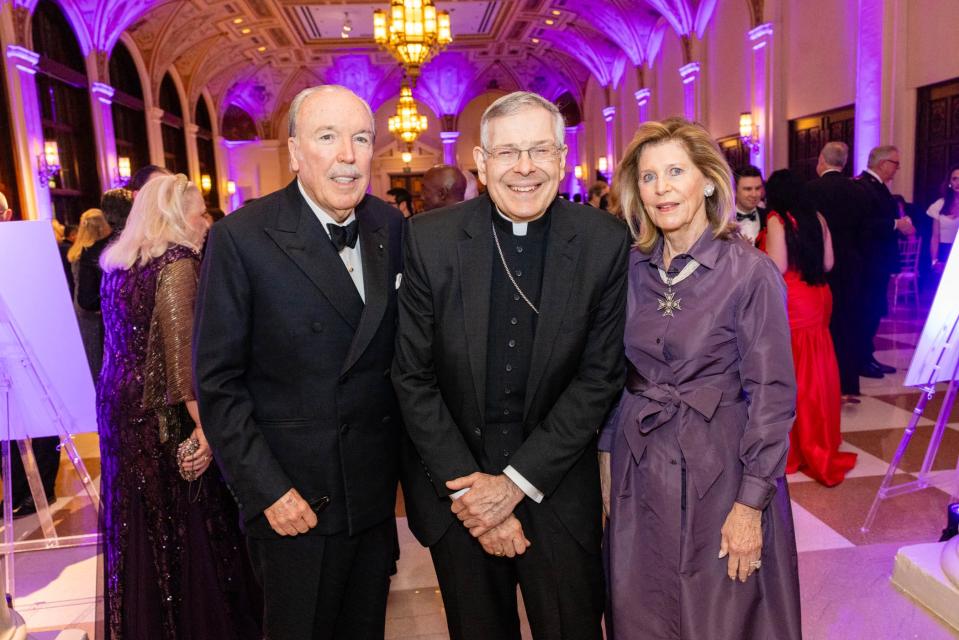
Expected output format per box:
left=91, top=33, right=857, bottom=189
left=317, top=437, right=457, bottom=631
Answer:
left=867, top=145, right=898, bottom=169
left=820, top=141, right=848, bottom=169
left=480, top=91, right=565, bottom=150
left=288, top=85, right=375, bottom=138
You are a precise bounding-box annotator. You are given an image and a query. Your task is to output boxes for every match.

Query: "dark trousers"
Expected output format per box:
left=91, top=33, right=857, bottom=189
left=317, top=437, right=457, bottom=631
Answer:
left=246, top=518, right=396, bottom=640
left=827, top=280, right=867, bottom=395
left=430, top=501, right=604, bottom=640
left=7, top=436, right=60, bottom=504
left=864, top=270, right=891, bottom=360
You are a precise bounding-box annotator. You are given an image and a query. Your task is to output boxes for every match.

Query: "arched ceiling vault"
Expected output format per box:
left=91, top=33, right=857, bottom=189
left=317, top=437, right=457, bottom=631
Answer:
left=74, top=0, right=722, bottom=136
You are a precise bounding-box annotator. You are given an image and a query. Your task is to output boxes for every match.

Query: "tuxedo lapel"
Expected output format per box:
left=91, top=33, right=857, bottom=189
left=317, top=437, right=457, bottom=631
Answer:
left=458, top=201, right=493, bottom=424
left=341, top=203, right=389, bottom=375
left=524, top=205, right=581, bottom=418
left=264, top=182, right=364, bottom=330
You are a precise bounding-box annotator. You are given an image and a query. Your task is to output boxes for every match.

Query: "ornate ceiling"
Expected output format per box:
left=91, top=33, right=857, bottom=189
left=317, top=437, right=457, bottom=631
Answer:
left=107, top=0, right=722, bottom=136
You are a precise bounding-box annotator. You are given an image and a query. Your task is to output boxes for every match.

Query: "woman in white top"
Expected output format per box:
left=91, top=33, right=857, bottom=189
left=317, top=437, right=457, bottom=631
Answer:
left=928, top=164, right=959, bottom=270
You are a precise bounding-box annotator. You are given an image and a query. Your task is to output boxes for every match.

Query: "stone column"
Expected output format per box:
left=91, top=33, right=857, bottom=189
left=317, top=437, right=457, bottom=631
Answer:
left=185, top=123, right=201, bottom=185
left=747, top=23, right=774, bottom=174
left=564, top=124, right=581, bottom=198
left=90, top=81, right=121, bottom=193
left=147, top=107, right=165, bottom=167
left=213, top=135, right=231, bottom=211
left=602, top=105, right=616, bottom=178
left=679, top=62, right=701, bottom=121
left=853, top=0, right=890, bottom=174
left=4, top=45, right=51, bottom=220
left=440, top=131, right=459, bottom=166
left=634, top=88, right=651, bottom=125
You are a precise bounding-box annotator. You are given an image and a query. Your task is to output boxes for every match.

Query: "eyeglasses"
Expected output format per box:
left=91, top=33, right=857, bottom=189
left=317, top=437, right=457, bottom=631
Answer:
left=884, top=159, right=901, bottom=167
left=483, top=145, right=564, bottom=165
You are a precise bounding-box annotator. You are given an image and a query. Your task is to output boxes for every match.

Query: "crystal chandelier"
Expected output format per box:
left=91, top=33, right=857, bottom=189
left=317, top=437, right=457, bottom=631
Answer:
left=388, top=78, right=428, bottom=147
left=373, top=0, right=452, bottom=81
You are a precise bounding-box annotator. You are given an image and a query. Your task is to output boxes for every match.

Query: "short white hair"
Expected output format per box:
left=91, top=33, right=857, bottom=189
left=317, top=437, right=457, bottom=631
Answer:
left=820, top=141, right=848, bottom=169
left=288, top=85, right=375, bottom=139
left=867, top=145, right=898, bottom=169
left=479, top=91, right=565, bottom=150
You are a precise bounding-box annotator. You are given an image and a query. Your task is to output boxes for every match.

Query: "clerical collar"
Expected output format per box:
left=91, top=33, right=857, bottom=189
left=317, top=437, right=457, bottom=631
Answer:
left=492, top=206, right=549, bottom=237
left=297, top=179, right=356, bottom=231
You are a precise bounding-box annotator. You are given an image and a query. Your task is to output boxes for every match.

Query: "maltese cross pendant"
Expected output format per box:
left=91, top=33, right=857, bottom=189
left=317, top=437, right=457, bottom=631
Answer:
left=657, top=288, right=682, bottom=317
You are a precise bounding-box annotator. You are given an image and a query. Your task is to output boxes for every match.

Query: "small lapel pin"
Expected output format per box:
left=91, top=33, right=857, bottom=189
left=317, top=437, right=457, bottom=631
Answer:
left=378, top=244, right=384, bottom=251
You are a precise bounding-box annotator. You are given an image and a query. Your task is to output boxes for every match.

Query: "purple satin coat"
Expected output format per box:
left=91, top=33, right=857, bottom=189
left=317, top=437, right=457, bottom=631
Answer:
left=599, top=230, right=802, bottom=640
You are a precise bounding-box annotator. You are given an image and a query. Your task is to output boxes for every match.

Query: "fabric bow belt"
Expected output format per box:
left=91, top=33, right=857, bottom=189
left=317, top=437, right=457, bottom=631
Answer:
left=623, top=364, right=733, bottom=499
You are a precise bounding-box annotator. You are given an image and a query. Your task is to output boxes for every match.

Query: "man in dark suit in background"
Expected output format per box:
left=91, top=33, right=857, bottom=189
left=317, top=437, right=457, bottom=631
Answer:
left=806, top=141, right=870, bottom=400
left=193, top=85, right=404, bottom=640
left=734, top=164, right=766, bottom=246
left=392, top=91, right=628, bottom=640
left=857, top=145, right=915, bottom=377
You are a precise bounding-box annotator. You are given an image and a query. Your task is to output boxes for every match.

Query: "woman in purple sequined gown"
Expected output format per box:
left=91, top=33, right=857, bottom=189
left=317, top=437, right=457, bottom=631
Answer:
left=599, top=119, right=801, bottom=639
left=98, top=174, right=260, bottom=639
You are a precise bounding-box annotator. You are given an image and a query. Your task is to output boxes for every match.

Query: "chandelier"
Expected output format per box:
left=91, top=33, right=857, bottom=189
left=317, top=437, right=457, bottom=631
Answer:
left=388, top=78, right=428, bottom=147
left=373, top=0, right=452, bottom=81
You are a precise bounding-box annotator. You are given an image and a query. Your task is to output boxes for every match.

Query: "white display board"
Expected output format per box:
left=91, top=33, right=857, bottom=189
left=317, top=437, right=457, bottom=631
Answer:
left=0, top=220, right=97, bottom=438
left=904, top=247, right=959, bottom=388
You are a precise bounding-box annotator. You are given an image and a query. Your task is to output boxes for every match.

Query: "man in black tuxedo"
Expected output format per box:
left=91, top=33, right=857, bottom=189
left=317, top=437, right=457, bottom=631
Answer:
left=856, top=145, right=915, bottom=377
left=193, top=85, right=404, bottom=639
left=734, top=164, right=766, bottom=245
left=806, top=141, right=870, bottom=398
left=392, top=91, right=628, bottom=640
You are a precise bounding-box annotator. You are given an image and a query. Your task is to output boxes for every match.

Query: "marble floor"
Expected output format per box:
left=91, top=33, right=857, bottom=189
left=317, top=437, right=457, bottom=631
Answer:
left=3, top=287, right=959, bottom=639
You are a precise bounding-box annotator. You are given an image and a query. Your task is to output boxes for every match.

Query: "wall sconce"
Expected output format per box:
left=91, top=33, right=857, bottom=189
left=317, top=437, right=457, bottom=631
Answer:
left=38, top=140, right=61, bottom=187
left=574, top=165, right=583, bottom=180
left=226, top=180, right=237, bottom=195
left=200, top=174, right=212, bottom=193
left=113, top=156, right=131, bottom=187
left=739, top=112, right=760, bottom=152
left=597, top=156, right=608, bottom=176
left=401, top=151, right=413, bottom=164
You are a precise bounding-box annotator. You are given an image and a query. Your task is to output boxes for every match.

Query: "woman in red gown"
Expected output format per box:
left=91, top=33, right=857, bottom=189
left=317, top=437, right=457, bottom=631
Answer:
left=763, top=169, right=857, bottom=486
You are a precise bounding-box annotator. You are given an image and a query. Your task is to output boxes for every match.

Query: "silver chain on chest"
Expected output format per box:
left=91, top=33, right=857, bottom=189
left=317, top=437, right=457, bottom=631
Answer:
left=492, top=220, right=539, bottom=315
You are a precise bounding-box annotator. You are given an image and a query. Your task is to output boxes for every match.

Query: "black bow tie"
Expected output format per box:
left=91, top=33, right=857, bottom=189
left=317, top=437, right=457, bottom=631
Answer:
left=736, top=211, right=758, bottom=222
left=327, top=220, right=359, bottom=252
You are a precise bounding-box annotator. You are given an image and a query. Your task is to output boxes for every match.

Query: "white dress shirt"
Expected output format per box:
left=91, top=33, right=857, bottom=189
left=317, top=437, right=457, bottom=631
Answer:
left=735, top=206, right=761, bottom=244
left=298, top=180, right=365, bottom=302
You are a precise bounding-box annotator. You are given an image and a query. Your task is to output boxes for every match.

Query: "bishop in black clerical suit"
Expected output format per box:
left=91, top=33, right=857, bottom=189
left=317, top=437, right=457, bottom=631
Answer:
left=194, top=86, right=404, bottom=640
left=392, top=91, right=628, bottom=640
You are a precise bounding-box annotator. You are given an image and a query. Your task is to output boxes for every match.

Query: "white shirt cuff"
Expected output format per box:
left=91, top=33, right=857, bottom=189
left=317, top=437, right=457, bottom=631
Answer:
left=503, top=465, right=544, bottom=503
left=449, top=487, right=469, bottom=500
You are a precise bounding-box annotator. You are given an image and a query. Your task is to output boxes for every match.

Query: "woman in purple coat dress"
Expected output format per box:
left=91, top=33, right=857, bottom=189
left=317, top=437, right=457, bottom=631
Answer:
left=599, top=118, right=802, bottom=639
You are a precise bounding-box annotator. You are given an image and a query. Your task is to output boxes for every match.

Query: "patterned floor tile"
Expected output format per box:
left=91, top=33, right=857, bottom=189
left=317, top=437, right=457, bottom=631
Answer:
left=840, top=396, right=934, bottom=432
left=791, top=501, right=855, bottom=552
left=843, top=426, right=959, bottom=474
left=789, top=474, right=952, bottom=546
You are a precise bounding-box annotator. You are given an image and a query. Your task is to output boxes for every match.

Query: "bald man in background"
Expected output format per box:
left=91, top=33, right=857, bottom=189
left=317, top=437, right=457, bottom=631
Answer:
left=421, top=164, right=467, bottom=212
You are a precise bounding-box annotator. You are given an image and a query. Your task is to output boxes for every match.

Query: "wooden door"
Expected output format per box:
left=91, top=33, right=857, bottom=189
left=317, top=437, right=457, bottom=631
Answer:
left=915, top=77, right=959, bottom=209
left=788, top=106, right=855, bottom=182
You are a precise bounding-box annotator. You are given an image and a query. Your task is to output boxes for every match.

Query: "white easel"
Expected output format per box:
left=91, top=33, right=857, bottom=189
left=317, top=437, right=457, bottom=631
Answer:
left=862, top=249, right=959, bottom=533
